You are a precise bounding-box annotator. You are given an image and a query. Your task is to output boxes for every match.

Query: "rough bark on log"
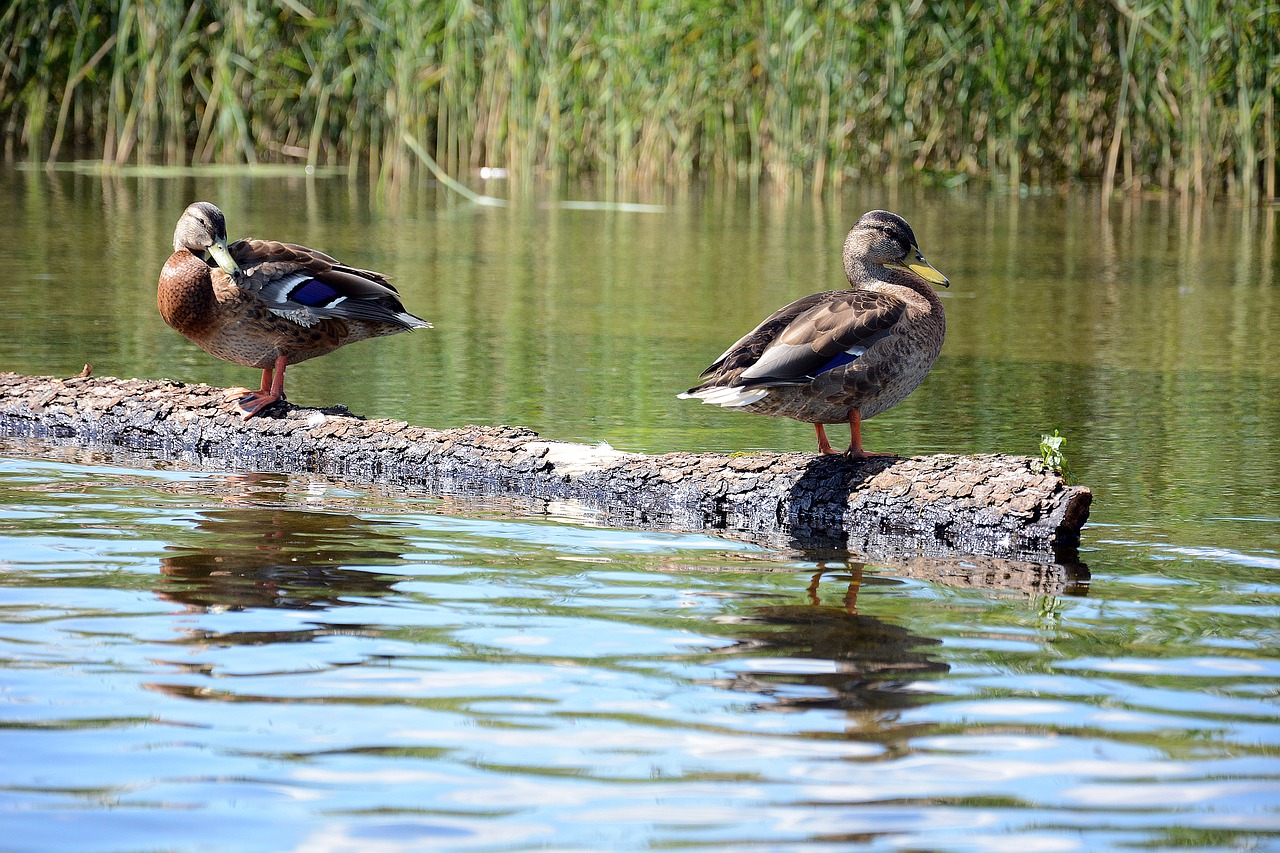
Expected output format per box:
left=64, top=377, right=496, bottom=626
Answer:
left=0, top=372, right=1091, bottom=566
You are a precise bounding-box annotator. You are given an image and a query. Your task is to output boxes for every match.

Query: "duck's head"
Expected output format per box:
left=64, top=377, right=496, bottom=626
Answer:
left=843, top=210, right=949, bottom=288
left=173, top=202, right=241, bottom=277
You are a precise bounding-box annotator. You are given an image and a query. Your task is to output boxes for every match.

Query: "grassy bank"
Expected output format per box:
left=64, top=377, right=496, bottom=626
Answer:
left=2, top=0, right=1276, bottom=200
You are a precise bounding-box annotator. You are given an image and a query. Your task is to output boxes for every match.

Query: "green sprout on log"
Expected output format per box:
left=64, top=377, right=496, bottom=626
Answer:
left=1037, top=430, right=1070, bottom=480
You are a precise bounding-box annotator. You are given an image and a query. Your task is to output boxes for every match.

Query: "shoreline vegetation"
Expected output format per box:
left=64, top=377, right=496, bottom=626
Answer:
left=2, top=1, right=1277, bottom=203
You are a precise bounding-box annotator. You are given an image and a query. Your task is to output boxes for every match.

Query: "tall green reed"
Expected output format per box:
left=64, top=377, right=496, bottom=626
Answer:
left=2, top=0, right=1276, bottom=202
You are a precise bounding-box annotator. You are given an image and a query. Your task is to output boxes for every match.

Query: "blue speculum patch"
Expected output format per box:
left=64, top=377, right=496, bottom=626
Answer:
left=290, top=279, right=338, bottom=306
left=815, top=350, right=860, bottom=374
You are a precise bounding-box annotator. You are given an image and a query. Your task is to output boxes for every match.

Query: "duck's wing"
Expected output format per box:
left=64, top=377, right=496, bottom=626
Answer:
left=229, top=239, right=429, bottom=330
left=732, top=289, right=904, bottom=387
left=697, top=290, right=840, bottom=379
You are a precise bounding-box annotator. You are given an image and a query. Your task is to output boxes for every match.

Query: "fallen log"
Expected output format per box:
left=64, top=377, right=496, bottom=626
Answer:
left=0, top=372, right=1091, bottom=565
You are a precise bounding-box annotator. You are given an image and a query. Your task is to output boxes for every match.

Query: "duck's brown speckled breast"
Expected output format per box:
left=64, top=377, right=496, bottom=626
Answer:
left=158, top=251, right=218, bottom=338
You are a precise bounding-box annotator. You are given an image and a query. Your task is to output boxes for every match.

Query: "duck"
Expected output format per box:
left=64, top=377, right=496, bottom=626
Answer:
left=159, top=202, right=431, bottom=419
left=679, top=210, right=949, bottom=458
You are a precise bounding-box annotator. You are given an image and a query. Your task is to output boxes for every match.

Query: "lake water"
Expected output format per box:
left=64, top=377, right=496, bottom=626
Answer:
left=1, top=165, right=1278, bottom=851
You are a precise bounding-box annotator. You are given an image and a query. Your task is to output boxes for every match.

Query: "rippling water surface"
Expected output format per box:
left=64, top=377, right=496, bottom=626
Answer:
left=1, top=167, right=1278, bottom=850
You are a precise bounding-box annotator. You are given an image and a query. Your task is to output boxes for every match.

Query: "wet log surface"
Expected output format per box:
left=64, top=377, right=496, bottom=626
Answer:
left=0, top=372, right=1092, bottom=572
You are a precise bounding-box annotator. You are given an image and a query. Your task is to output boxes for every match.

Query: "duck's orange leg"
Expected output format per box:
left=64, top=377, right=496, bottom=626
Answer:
left=815, top=424, right=838, bottom=455
left=235, top=354, right=289, bottom=419
left=844, top=409, right=892, bottom=460
left=221, top=366, right=272, bottom=403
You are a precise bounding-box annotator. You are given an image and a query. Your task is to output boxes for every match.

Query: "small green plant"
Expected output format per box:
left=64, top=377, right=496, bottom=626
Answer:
left=1036, top=430, right=1069, bottom=479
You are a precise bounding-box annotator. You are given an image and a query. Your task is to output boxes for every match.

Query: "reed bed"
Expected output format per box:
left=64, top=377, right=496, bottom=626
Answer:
left=2, top=0, right=1276, bottom=200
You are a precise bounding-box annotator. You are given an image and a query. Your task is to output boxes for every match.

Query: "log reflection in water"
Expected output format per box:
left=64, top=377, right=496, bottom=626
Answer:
left=157, top=474, right=407, bottom=615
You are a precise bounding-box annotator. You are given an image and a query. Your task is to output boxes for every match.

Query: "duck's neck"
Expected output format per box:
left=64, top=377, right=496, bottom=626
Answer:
left=850, top=261, right=945, bottom=317
left=158, top=249, right=219, bottom=336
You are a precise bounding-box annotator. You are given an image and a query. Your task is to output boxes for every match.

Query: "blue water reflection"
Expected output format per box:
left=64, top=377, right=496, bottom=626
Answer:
left=1, top=455, right=1277, bottom=851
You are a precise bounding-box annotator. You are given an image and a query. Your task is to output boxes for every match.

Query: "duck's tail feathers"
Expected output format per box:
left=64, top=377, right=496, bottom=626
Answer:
left=398, top=313, right=433, bottom=330
left=677, top=385, right=770, bottom=408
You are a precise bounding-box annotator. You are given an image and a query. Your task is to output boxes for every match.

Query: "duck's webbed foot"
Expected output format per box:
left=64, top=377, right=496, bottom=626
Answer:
left=814, top=424, right=840, bottom=455
left=842, top=410, right=895, bottom=459
left=231, top=356, right=289, bottom=419
left=844, top=447, right=893, bottom=460
left=235, top=390, right=284, bottom=420
left=222, top=386, right=253, bottom=401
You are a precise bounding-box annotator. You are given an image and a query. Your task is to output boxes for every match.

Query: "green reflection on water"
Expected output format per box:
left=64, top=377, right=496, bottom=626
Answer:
left=1, top=166, right=1279, bottom=535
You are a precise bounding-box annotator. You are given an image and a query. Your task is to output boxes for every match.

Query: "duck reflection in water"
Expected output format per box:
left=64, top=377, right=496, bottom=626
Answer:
left=157, top=484, right=406, bottom=615
left=710, top=562, right=948, bottom=720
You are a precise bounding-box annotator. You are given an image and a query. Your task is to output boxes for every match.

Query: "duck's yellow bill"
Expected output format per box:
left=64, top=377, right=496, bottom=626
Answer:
left=207, top=239, right=242, bottom=277
left=888, top=248, right=949, bottom=287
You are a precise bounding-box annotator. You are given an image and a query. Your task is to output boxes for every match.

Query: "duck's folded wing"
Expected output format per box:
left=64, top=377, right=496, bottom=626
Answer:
left=699, top=290, right=839, bottom=377
left=230, top=239, right=426, bottom=329
left=736, top=290, right=903, bottom=386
